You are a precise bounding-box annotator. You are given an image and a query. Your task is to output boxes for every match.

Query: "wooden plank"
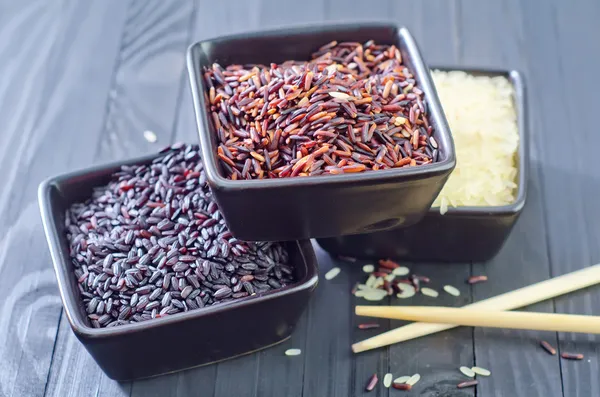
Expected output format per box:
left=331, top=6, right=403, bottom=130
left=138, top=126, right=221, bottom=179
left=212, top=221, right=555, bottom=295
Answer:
left=297, top=5, right=395, bottom=395
left=324, top=0, right=394, bottom=23
left=300, top=249, right=354, bottom=397
left=457, top=1, right=564, bottom=396
left=0, top=1, right=129, bottom=396
left=151, top=2, right=267, bottom=396
left=244, top=3, right=329, bottom=397
left=168, top=1, right=262, bottom=396
left=45, top=318, right=130, bottom=397
left=44, top=1, right=195, bottom=396
left=520, top=0, right=600, bottom=395
left=94, top=0, right=196, bottom=162
left=383, top=2, right=475, bottom=396
left=385, top=263, right=474, bottom=396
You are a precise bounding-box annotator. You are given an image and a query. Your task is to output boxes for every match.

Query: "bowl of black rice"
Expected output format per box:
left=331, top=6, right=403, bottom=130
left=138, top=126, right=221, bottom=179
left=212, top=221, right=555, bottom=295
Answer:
left=38, top=143, right=318, bottom=381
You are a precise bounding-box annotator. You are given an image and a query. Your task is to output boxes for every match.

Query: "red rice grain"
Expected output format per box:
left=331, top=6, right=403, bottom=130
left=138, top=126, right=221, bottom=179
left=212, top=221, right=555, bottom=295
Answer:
left=204, top=41, right=437, bottom=180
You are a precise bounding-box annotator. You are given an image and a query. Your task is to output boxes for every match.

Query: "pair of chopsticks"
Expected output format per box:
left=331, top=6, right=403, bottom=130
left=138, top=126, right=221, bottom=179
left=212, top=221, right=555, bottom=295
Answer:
left=352, top=263, right=600, bottom=353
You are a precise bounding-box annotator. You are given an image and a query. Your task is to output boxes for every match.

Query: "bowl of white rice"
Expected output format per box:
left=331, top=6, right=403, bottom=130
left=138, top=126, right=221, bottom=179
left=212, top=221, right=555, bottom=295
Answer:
left=317, top=67, right=527, bottom=262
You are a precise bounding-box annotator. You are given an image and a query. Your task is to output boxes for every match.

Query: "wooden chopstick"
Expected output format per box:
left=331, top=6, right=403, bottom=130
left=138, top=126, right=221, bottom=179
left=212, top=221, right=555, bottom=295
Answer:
left=352, top=263, right=600, bottom=353
left=356, top=306, right=600, bottom=334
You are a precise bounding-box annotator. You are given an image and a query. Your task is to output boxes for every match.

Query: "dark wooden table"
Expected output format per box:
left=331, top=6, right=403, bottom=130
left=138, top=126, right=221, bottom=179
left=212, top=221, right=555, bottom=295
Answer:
left=1, top=0, right=599, bottom=396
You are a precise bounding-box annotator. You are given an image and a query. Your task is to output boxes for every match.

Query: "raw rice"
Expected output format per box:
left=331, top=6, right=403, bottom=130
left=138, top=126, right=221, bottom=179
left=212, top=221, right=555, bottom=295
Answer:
left=365, top=275, right=377, bottom=288
left=383, top=373, right=393, bottom=388
left=443, top=285, right=461, bottom=297
left=406, top=373, right=421, bottom=386
left=64, top=144, right=294, bottom=329
left=285, top=348, right=302, bottom=356
left=363, top=289, right=388, bottom=301
left=325, top=267, right=341, bottom=280
left=459, top=366, right=475, bottom=377
left=457, top=380, right=478, bottom=389
left=561, top=352, right=584, bottom=360
left=430, top=70, right=519, bottom=214
left=143, top=130, right=158, bottom=143
left=396, top=284, right=416, bottom=299
left=362, top=264, right=375, bottom=273
left=365, top=374, right=378, bottom=392
left=393, top=376, right=411, bottom=384
left=421, top=287, right=439, bottom=298
left=392, top=383, right=412, bottom=390
left=358, top=323, right=380, bottom=330
left=540, top=340, right=557, bottom=355
left=206, top=42, right=438, bottom=180
left=384, top=273, right=396, bottom=282
left=392, top=266, right=410, bottom=276
left=471, top=366, right=491, bottom=376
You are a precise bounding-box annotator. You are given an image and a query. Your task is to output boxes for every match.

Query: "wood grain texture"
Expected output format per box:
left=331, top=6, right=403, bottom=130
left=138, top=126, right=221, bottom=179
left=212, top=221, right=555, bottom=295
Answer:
left=520, top=1, right=600, bottom=396
left=44, top=1, right=195, bottom=396
left=385, top=3, right=475, bottom=396
left=0, top=1, right=130, bottom=396
left=95, top=0, right=196, bottom=162
left=457, top=1, right=565, bottom=396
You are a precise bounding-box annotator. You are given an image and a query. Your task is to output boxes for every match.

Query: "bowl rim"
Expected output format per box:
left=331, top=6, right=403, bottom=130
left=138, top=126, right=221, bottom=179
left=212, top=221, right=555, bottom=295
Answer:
left=186, top=22, right=456, bottom=191
left=38, top=153, right=319, bottom=340
left=425, top=66, right=528, bottom=216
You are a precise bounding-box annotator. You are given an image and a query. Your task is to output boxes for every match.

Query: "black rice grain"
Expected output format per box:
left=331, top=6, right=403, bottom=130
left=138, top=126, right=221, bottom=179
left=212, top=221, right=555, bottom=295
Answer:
left=65, top=144, right=295, bottom=328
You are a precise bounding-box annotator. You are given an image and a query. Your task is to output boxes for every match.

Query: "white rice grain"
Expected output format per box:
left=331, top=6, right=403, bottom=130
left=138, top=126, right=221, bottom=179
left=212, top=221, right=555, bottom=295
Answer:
left=362, top=264, right=375, bottom=273
left=421, top=287, right=439, bottom=298
left=285, top=348, right=301, bottom=356
left=324, top=267, right=340, bottom=280
left=393, top=376, right=411, bottom=384
left=143, top=130, right=158, bottom=143
left=443, top=285, right=461, bottom=297
left=430, top=71, right=519, bottom=214
left=471, top=366, right=491, bottom=376
left=396, top=284, right=416, bottom=299
left=460, top=366, right=476, bottom=377
left=383, top=373, right=393, bottom=388
left=392, top=266, right=410, bottom=276
left=406, top=374, right=421, bottom=386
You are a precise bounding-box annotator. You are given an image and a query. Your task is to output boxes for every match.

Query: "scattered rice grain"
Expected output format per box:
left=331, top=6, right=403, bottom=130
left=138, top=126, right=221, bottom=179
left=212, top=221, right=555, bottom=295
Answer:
left=443, top=285, right=461, bottom=297
left=468, top=275, right=488, bottom=284
left=421, top=287, right=439, bottom=298
left=365, top=374, right=378, bottom=392
left=540, top=340, right=557, bottom=355
left=471, top=366, right=491, bottom=376
left=561, top=352, right=584, bottom=360
left=396, top=284, right=416, bottom=299
left=457, top=380, right=478, bottom=389
left=392, top=383, right=412, bottom=391
left=325, top=267, right=341, bottom=280
left=406, top=373, right=421, bottom=386
left=362, top=264, right=375, bottom=273
left=392, top=266, right=410, bottom=276
left=383, top=373, right=393, bottom=388
left=358, top=323, right=380, bottom=330
left=143, top=130, right=158, bottom=143
left=365, top=275, right=377, bottom=288
left=393, top=376, right=411, bottom=384
left=363, top=289, right=388, bottom=301
left=459, top=366, right=476, bottom=377
left=285, top=348, right=302, bottom=356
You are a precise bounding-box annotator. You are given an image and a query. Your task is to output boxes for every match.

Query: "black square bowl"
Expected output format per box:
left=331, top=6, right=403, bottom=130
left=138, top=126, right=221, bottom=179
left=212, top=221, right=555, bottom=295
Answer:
left=187, top=23, right=456, bottom=242
left=38, top=154, right=319, bottom=381
left=317, top=68, right=528, bottom=263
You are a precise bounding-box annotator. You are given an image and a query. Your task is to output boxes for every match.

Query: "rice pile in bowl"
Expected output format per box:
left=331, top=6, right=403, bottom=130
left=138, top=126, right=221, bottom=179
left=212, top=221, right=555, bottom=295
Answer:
left=431, top=70, right=519, bottom=214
